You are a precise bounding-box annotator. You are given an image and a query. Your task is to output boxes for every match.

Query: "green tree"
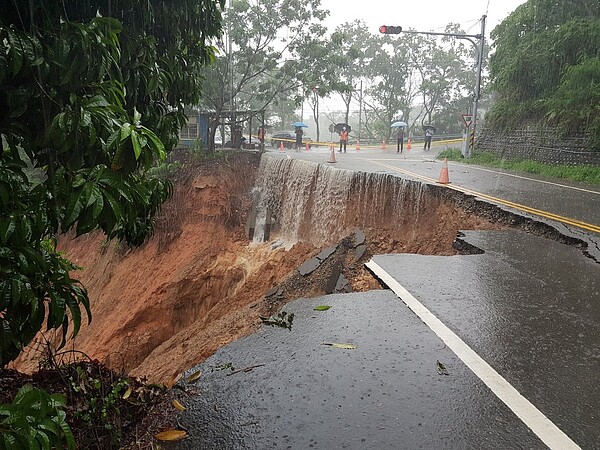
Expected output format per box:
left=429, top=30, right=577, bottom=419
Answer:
left=487, top=0, right=600, bottom=144
left=330, top=21, right=374, bottom=125
left=361, top=32, right=419, bottom=141
left=293, top=29, right=349, bottom=141
left=199, top=0, right=329, bottom=147
left=0, top=1, right=224, bottom=366
left=413, top=24, right=474, bottom=134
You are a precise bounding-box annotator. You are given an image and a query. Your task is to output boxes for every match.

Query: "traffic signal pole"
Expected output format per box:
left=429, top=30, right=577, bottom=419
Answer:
left=470, top=15, right=486, bottom=158
left=381, top=16, right=486, bottom=157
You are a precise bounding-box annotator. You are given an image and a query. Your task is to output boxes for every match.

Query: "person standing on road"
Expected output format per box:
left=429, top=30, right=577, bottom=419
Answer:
left=424, top=127, right=433, bottom=151
left=295, top=127, right=303, bottom=150
left=232, top=125, right=243, bottom=149
left=396, top=127, right=404, bottom=153
left=339, top=127, right=348, bottom=153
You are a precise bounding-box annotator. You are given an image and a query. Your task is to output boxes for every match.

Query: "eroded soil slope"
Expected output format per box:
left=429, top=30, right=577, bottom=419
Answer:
left=14, top=153, right=504, bottom=383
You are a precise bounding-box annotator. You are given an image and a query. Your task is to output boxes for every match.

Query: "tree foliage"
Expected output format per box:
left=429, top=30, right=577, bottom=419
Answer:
left=329, top=21, right=373, bottom=124
left=354, top=24, right=474, bottom=140
left=0, top=1, right=223, bottom=365
left=199, top=2, right=481, bottom=142
left=200, top=0, right=328, bottom=145
left=487, top=0, right=600, bottom=145
left=0, top=384, right=74, bottom=450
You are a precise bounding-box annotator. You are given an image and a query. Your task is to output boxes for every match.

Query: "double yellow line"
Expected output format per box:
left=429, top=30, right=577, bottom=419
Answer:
left=364, top=159, right=600, bottom=235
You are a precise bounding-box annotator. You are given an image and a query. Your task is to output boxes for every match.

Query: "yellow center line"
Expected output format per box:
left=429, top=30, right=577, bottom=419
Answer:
left=362, top=158, right=600, bottom=235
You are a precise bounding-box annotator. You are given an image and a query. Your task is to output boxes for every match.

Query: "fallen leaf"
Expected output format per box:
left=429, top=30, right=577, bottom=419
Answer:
left=122, top=385, right=132, bottom=400
left=260, top=311, right=294, bottom=330
left=154, top=429, right=188, bottom=441
left=186, top=370, right=203, bottom=383
left=172, top=399, right=186, bottom=411
left=313, top=305, right=331, bottom=311
left=322, top=342, right=357, bottom=350
left=436, top=360, right=449, bottom=376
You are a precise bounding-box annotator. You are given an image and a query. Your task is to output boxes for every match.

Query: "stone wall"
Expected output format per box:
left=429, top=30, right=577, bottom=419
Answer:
left=475, top=126, right=600, bottom=166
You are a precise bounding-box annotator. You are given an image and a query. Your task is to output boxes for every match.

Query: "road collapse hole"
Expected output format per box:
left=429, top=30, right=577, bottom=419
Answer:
left=15, top=152, right=577, bottom=383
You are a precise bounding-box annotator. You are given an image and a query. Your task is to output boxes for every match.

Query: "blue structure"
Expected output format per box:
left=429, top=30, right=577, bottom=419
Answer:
left=178, top=109, right=211, bottom=148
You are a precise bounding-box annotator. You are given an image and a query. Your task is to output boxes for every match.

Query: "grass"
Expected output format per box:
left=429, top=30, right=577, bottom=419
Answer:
left=437, top=148, right=600, bottom=185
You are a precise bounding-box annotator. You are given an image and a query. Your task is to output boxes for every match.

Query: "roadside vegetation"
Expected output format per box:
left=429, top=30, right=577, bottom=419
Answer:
left=0, top=352, right=172, bottom=449
left=438, top=149, right=600, bottom=185
left=0, top=0, right=224, bottom=447
left=487, top=0, right=600, bottom=147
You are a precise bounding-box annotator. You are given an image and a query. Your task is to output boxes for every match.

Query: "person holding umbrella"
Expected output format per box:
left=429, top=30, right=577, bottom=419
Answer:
left=295, top=126, right=303, bottom=150
left=423, top=125, right=435, bottom=151
left=292, top=121, right=307, bottom=150
left=396, top=127, right=405, bottom=153
left=339, top=126, right=348, bottom=153
left=391, top=121, right=407, bottom=154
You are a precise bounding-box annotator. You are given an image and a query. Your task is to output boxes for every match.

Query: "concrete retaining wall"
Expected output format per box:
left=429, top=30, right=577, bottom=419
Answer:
left=475, top=126, right=600, bottom=166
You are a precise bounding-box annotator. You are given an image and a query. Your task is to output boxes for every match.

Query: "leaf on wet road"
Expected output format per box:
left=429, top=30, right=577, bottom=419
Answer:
left=155, top=428, right=188, bottom=441
left=186, top=370, right=203, bottom=382
left=211, top=363, right=233, bottom=372
left=260, top=311, right=294, bottom=330
left=322, top=342, right=357, bottom=350
left=172, top=399, right=186, bottom=411
left=436, top=360, right=449, bottom=375
left=226, top=363, right=265, bottom=376
left=313, top=305, right=331, bottom=311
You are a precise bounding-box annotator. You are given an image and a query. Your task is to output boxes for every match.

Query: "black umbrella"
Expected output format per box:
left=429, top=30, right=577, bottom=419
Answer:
left=334, top=123, right=352, bottom=133
left=422, top=124, right=436, bottom=132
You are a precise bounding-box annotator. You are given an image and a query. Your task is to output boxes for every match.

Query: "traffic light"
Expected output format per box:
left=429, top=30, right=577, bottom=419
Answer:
left=379, top=25, right=402, bottom=34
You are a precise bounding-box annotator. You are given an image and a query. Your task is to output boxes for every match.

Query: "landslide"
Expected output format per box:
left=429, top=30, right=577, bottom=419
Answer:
left=14, top=153, right=309, bottom=382
left=12, top=151, right=504, bottom=384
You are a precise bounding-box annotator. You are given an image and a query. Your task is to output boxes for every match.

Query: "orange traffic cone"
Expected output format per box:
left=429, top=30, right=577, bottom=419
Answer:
left=380, top=140, right=387, bottom=151
left=279, top=141, right=285, bottom=152
left=407, top=138, right=412, bottom=150
left=328, top=144, right=337, bottom=163
left=355, top=140, right=361, bottom=152
left=305, top=142, right=310, bottom=151
left=438, top=158, right=450, bottom=184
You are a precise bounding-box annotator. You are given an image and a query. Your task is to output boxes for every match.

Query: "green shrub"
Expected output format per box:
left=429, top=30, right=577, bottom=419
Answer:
left=0, top=385, right=75, bottom=450
left=68, top=365, right=129, bottom=447
left=437, top=148, right=463, bottom=160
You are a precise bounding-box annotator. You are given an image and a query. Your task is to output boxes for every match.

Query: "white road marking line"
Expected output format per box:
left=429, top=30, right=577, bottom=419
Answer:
left=365, top=259, right=581, bottom=450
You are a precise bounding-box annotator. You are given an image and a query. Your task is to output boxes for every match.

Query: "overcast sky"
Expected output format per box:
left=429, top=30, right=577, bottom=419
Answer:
left=319, top=0, right=527, bottom=40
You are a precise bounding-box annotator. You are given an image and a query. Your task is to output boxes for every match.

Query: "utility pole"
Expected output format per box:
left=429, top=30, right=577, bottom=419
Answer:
left=380, top=16, right=486, bottom=157
left=470, top=15, right=486, bottom=157
left=228, top=0, right=234, bottom=121
left=358, top=80, right=363, bottom=143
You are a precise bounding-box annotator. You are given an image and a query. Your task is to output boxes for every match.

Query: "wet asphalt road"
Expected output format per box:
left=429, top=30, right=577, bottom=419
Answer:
left=171, top=148, right=599, bottom=449
left=372, top=231, right=600, bottom=449
left=174, top=293, right=544, bottom=449
left=173, top=230, right=599, bottom=449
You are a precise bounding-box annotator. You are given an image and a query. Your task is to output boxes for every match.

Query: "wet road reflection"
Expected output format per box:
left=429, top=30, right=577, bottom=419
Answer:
left=374, top=230, right=599, bottom=448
